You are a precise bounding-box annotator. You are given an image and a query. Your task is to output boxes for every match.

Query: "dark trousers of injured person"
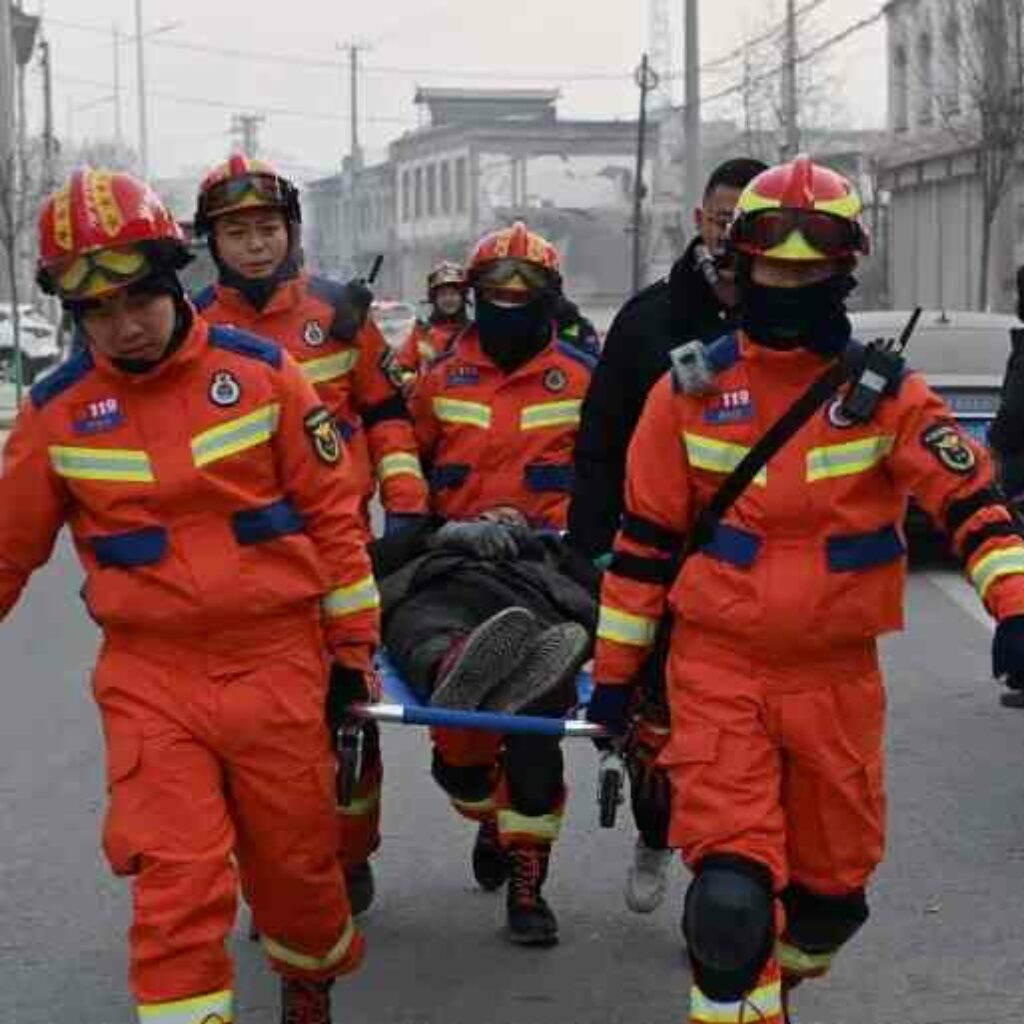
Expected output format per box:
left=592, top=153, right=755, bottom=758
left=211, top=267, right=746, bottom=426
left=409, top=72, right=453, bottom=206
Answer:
left=385, top=579, right=566, bottom=852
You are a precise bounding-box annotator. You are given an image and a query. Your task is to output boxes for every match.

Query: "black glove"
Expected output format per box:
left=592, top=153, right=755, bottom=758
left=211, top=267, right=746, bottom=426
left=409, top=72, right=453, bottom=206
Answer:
left=586, top=683, right=632, bottom=749
left=993, top=615, right=1024, bottom=680
left=326, top=663, right=371, bottom=732
left=428, top=519, right=518, bottom=560
left=332, top=278, right=375, bottom=341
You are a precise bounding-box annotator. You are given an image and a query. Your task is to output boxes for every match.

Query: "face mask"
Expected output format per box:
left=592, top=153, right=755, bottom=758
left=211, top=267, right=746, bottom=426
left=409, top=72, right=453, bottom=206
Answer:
left=741, top=274, right=855, bottom=357
left=475, top=294, right=554, bottom=372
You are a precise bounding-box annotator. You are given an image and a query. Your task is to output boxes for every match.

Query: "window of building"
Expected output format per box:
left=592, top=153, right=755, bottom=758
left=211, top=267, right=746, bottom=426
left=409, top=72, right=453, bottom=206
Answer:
left=426, top=164, right=437, bottom=217
left=917, top=32, right=934, bottom=127
left=942, top=16, right=961, bottom=116
left=441, top=161, right=452, bottom=215
left=401, top=170, right=411, bottom=223
left=455, top=157, right=468, bottom=214
left=893, top=44, right=909, bottom=132
left=414, top=166, right=423, bottom=220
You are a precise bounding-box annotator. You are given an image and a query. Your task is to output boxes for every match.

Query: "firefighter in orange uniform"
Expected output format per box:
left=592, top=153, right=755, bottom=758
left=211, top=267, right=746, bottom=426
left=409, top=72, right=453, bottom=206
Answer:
left=0, top=168, right=382, bottom=1024
left=192, top=155, right=425, bottom=914
left=588, top=157, right=1024, bottom=1023
left=408, top=222, right=596, bottom=946
left=395, top=260, right=470, bottom=384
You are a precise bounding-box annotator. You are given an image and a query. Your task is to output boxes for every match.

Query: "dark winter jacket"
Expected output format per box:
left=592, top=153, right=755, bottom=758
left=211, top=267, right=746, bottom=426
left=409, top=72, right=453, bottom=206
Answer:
left=989, top=326, right=1024, bottom=498
left=567, top=237, right=738, bottom=558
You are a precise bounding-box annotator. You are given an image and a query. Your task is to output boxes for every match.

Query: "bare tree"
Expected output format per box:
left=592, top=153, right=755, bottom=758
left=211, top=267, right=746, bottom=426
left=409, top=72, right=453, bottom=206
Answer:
left=0, top=139, right=46, bottom=403
left=931, top=0, right=1024, bottom=309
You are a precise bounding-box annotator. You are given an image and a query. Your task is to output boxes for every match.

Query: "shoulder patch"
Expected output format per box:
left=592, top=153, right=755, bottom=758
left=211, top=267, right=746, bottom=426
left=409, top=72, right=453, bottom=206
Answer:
left=554, top=338, right=597, bottom=372
left=208, top=325, right=282, bottom=369
left=191, top=284, right=216, bottom=313
left=30, top=347, right=95, bottom=410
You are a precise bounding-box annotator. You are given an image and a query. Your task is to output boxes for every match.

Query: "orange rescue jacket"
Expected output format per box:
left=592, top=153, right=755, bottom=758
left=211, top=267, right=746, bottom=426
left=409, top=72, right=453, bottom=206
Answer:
left=0, top=314, right=380, bottom=670
left=409, top=325, right=596, bottom=530
left=595, top=331, right=1024, bottom=683
left=195, top=274, right=428, bottom=516
left=396, top=318, right=467, bottom=382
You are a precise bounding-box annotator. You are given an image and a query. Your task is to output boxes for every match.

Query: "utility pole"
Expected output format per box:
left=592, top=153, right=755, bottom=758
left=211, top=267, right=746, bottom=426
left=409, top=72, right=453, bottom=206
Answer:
left=340, top=41, right=367, bottom=271
left=230, top=113, right=265, bottom=157
left=113, top=23, right=123, bottom=148
left=632, top=54, right=658, bottom=294
left=39, top=37, right=55, bottom=191
left=0, top=1, right=14, bottom=172
left=683, top=0, right=702, bottom=221
left=781, top=0, right=799, bottom=159
left=134, top=0, right=149, bottom=178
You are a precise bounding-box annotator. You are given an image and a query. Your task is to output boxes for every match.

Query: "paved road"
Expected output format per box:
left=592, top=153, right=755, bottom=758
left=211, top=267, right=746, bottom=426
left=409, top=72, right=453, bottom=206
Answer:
left=3, top=544, right=1024, bottom=1024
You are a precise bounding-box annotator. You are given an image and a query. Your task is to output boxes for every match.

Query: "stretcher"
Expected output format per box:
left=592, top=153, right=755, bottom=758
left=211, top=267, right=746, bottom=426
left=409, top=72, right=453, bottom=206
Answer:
left=348, top=651, right=607, bottom=738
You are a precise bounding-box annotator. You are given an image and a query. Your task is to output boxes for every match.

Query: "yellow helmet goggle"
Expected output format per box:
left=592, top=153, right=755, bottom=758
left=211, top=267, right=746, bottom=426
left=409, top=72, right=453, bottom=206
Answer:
left=197, top=172, right=298, bottom=232
left=51, top=244, right=153, bottom=301
left=471, top=257, right=553, bottom=303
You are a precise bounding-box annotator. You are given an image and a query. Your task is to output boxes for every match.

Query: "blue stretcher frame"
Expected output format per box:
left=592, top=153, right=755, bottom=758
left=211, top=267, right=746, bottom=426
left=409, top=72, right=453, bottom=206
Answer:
left=348, top=652, right=606, bottom=739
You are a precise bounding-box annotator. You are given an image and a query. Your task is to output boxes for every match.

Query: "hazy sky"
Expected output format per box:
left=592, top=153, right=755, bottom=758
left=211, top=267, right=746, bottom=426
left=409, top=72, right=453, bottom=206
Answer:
left=29, top=0, right=889, bottom=181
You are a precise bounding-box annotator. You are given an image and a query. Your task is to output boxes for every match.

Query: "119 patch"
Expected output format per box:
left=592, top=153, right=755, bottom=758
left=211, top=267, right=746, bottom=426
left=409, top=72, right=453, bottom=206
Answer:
left=304, top=407, right=342, bottom=465
left=921, top=421, right=976, bottom=475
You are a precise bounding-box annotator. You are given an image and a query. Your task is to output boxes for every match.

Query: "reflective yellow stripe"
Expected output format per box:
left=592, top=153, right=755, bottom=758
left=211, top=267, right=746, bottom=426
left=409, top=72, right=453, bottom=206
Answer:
left=597, top=605, right=657, bottom=647
left=49, top=445, right=154, bottom=483
left=498, top=807, right=563, bottom=841
left=337, top=790, right=381, bottom=815
left=323, top=576, right=380, bottom=618
left=262, top=917, right=356, bottom=972
left=191, top=404, right=280, bottom=467
left=684, top=432, right=766, bottom=486
left=451, top=794, right=497, bottom=815
left=138, top=989, right=233, bottom=1024
left=433, top=396, right=492, bottom=428
left=377, top=451, right=424, bottom=482
left=300, top=349, right=359, bottom=385
left=520, top=400, right=582, bottom=431
left=777, top=940, right=834, bottom=976
left=689, top=978, right=782, bottom=1023
left=806, top=435, right=893, bottom=482
left=970, top=544, right=1024, bottom=599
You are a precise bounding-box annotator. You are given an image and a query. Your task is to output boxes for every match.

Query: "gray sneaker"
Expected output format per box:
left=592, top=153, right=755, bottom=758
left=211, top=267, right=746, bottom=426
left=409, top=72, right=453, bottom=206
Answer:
left=480, top=622, right=590, bottom=715
left=624, top=836, right=673, bottom=913
left=429, top=607, right=537, bottom=709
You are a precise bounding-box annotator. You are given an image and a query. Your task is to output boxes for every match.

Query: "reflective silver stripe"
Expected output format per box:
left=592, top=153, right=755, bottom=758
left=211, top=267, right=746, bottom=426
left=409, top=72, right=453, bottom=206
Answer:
left=806, top=435, right=893, bottom=482
left=301, top=349, right=358, bottom=385
left=191, top=404, right=280, bottom=467
left=137, top=989, right=233, bottom=1024
left=596, top=605, right=657, bottom=647
left=689, top=977, right=782, bottom=1022
left=970, top=544, right=1024, bottom=599
left=683, top=432, right=766, bottom=486
left=520, top=400, right=582, bottom=430
left=322, top=576, right=381, bottom=618
left=433, top=397, right=492, bottom=428
left=49, top=445, right=154, bottom=483
left=262, top=917, right=356, bottom=971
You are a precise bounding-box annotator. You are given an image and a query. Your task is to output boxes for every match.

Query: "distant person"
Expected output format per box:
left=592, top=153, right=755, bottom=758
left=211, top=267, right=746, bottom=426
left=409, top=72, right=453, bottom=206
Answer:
left=567, top=156, right=767, bottom=915
left=395, top=260, right=471, bottom=385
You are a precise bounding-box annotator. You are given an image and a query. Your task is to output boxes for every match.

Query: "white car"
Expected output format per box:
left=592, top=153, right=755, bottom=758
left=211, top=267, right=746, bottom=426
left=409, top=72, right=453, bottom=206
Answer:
left=0, top=303, right=61, bottom=384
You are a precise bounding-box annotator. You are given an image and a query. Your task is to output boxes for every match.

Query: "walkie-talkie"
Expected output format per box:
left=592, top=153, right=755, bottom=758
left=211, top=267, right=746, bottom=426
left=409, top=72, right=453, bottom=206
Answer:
left=841, top=306, right=921, bottom=423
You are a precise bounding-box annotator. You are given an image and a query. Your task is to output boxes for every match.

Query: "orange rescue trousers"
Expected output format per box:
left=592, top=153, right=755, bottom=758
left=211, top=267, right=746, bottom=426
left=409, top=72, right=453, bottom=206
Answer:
left=95, top=618, right=363, bottom=1013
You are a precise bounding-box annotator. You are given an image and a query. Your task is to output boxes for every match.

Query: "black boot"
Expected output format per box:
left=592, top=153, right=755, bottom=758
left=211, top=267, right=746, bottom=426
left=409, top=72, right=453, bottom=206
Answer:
left=281, top=978, right=333, bottom=1024
left=472, top=817, right=509, bottom=891
left=506, top=844, right=558, bottom=946
left=345, top=861, right=375, bottom=916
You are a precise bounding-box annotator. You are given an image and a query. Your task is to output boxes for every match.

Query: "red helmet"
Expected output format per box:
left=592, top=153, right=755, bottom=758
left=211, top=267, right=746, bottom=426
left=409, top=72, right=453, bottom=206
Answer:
left=729, top=155, right=870, bottom=262
left=427, top=260, right=468, bottom=296
left=194, top=153, right=301, bottom=235
left=37, top=167, right=189, bottom=301
left=467, top=221, right=561, bottom=301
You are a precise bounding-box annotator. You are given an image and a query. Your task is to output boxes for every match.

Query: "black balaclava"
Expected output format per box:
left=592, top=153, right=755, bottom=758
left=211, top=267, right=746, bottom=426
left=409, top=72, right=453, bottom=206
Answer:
left=739, top=259, right=855, bottom=358
left=475, top=292, right=556, bottom=373
left=72, top=271, right=193, bottom=375
left=210, top=219, right=301, bottom=312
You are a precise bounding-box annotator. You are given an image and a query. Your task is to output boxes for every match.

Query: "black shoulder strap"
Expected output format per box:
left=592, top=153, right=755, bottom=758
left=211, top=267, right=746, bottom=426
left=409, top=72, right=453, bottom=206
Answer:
left=683, top=356, right=852, bottom=559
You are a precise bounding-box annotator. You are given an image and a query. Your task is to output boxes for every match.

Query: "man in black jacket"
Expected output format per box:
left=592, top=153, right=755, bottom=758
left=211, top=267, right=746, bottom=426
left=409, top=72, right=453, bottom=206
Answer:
left=567, top=156, right=766, bottom=915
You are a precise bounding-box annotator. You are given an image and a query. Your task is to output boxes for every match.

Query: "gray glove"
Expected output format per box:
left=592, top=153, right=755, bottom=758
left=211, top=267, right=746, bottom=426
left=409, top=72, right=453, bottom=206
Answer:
left=429, top=520, right=518, bottom=560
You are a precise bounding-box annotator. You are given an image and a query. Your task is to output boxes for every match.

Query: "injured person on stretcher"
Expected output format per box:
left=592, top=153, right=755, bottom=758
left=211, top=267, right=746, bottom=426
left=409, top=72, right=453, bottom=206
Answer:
left=372, top=507, right=598, bottom=714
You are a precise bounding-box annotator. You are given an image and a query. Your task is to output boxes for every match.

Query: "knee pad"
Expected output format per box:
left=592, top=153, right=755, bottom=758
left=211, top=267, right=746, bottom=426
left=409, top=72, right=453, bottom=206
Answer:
left=781, top=884, right=868, bottom=955
left=430, top=750, right=494, bottom=802
left=504, top=735, right=564, bottom=817
left=682, top=855, right=775, bottom=1003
